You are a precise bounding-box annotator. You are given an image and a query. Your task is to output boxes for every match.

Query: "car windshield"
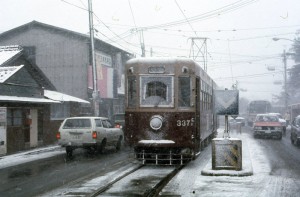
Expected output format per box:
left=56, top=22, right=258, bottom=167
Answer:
left=256, top=115, right=278, bottom=122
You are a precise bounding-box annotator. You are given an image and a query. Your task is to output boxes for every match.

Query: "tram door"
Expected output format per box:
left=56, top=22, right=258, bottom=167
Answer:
left=195, top=78, right=201, bottom=152
left=0, top=107, right=7, bottom=155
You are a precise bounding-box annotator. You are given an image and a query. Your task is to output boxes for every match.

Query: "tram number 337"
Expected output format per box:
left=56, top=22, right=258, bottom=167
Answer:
left=176, top=118, right=194, bottom=127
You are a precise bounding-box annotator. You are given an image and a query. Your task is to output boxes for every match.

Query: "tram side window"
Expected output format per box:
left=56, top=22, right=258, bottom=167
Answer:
left=179, top=77, right=190, bottom=107
left=127, top=76, right=137, bottom=108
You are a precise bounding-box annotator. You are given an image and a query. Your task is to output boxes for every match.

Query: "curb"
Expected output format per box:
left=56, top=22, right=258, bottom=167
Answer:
left=201, top=129, right=254, bottom=177
left=201, top=159, right=253, bottom=176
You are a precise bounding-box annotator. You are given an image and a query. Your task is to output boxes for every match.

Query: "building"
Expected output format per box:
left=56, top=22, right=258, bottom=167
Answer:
left=0, top=45, right=90, bottom=155
left=0, top=21, right=132, bottom=120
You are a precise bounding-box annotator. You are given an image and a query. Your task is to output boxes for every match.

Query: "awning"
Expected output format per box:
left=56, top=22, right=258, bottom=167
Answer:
left=0, top=95, right=60, bottom=104
left=44, top=90, right=90, bottom=104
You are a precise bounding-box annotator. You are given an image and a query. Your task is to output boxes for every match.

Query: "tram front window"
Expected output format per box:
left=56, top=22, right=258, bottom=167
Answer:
left=140, top=76, right=173, bottom=107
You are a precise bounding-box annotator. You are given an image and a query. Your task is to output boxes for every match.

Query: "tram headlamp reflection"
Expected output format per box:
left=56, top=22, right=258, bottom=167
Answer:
left=150, top=115, right=163, bottom=130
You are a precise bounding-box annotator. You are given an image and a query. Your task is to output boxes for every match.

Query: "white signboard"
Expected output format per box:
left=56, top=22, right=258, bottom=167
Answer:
left=0, top=107, right=7, bottom=155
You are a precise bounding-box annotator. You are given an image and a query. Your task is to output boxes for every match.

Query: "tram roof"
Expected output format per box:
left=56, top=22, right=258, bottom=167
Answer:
left=126, top=57, right=197, bottom=65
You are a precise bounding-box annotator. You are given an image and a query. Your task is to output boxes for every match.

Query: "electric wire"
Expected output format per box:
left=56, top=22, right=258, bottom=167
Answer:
left=141, top=0, right=259, bottom=30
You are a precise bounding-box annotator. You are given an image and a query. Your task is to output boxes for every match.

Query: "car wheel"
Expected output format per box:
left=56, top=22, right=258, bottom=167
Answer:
left=66, top=146, right=73, bottom=157
left=98, top=139, right=106, bottom=153
left=116, top=136, right=122, bottom=151
left=291, top=136, right=294, bottom=144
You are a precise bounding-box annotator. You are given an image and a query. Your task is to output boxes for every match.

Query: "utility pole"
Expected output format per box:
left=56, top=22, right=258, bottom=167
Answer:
left=189, top=37, right=208, bottom=71
left=88, top=0, right=99, bottom=116
left=283, top=50, right=288, bottom=112
left=140, top=29, right=145, bottom=57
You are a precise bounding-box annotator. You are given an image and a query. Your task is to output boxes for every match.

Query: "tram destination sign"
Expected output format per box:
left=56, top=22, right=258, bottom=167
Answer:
left=214, top=90, right=239, bottom=115
left=148, top=66, right=165, bottom=74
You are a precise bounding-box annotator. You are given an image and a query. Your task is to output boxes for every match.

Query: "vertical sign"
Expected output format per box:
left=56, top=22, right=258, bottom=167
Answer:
left=0, top=107, right=7, bottom=155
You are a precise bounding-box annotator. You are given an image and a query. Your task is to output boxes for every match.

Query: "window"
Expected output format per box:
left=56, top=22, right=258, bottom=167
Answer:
left=178, top=76, right=191, bottom=107
left=63, top=119, right=91, bottom=129
left=127, top=76, right=137, bottom=108
left=102, top=120, right=112, bottom=128
left=50, top=103, right=70, bottom=120
left=140, top=76, right=173, bottom=107
left=95, top=119, right=103, bottom=127
left=7, top=109, right=22, bottom=126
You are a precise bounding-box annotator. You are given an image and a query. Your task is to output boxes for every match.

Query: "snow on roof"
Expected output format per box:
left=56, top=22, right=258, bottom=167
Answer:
left=44, top=89, right=90, bottom=104
left=0, top=65, right=24, bottom=83
left=0, top=95, right=60, bottom=103
left=0, top=45, right=22, bottom=65
left=138, top=140, right=175, bottom=144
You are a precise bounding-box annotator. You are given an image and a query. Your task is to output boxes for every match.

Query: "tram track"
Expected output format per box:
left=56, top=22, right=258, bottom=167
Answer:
left=88, top=164, right=144, bottom=196
left=89, top=164, right=185, bottom=197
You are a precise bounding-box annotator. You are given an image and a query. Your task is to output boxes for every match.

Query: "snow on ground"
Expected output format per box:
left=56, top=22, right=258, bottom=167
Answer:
left=39, top=163, right=141, bottom=197
left=1, top=126, right=298, bottom=196
left=0, top=145, right=64, bottom=169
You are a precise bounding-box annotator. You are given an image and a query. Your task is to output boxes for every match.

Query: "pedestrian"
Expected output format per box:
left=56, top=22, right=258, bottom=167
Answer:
left=284, top=112, right=291, bottom=126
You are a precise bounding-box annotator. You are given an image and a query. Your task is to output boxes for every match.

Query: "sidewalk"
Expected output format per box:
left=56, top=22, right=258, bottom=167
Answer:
left=201, top=126, right=253, bottom=176
left=0, top=145, right=64, bottom=170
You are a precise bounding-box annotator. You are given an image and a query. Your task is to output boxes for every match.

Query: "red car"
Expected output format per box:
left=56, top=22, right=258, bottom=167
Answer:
left=253, top=114, right=283, bottom=140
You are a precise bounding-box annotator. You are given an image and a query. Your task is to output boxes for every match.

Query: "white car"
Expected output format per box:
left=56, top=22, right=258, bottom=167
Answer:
left=57, top=117, right=124, bottom=157
left=229, top=116, right=246, bottom=126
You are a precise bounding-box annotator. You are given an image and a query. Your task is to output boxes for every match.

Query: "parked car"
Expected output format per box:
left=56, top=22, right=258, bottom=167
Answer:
left=56, top=117, right=124, bottom=156
left=290, top=115, right=300, bottom=146
left=269, top=113, right=286, bottom=134
left=229, top=116, right=245, bottom=126
left=253, top=114, right=283, bottom=139
left=112, top=113, right=125, bottom=128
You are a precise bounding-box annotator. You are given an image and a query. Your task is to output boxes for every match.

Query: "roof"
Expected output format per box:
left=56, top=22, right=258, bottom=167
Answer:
left=64, top=117, right=108, bottom=120
left=0, top=65, right=24, bottom=83
left=0, top=95, right=59, bottom=104
left=0, top=45, right=22, bottom=65
left=0, top=21, right=132, bottom=55
left=0, top=45, right=56, bottom=90
left=44, top=90, right=90, bottom=104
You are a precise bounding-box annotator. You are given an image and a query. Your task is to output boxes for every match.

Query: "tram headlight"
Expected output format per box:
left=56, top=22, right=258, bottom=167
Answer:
left=150, top=115, right=163, bottom=130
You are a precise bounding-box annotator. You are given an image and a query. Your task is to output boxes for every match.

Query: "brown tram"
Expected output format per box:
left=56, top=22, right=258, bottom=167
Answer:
left=124, top=57, right=218, bottom=165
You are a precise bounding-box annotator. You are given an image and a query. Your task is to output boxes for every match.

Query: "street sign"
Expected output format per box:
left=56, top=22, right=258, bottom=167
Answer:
left=214, top=90, right=239, bottom=115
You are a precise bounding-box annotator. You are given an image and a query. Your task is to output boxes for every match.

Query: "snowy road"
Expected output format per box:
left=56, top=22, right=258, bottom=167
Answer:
left=0, top=126, right=299, bottom=197
left=160, top=126, right=300, bottom=197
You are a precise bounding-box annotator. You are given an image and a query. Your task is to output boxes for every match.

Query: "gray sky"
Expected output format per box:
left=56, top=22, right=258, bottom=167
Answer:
left=1, top=0, right=300, bottom=102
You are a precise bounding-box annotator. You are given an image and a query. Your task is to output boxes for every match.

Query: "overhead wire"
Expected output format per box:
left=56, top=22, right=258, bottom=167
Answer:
left=141, top=0, right=259, bottom=30
left=174, top=0, right=198, bottom=37
left=216, top=70, right=283, bottom=81
left=61, top=0, right=295, bottom=65
left=61, top=0, right=141, bottom=54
